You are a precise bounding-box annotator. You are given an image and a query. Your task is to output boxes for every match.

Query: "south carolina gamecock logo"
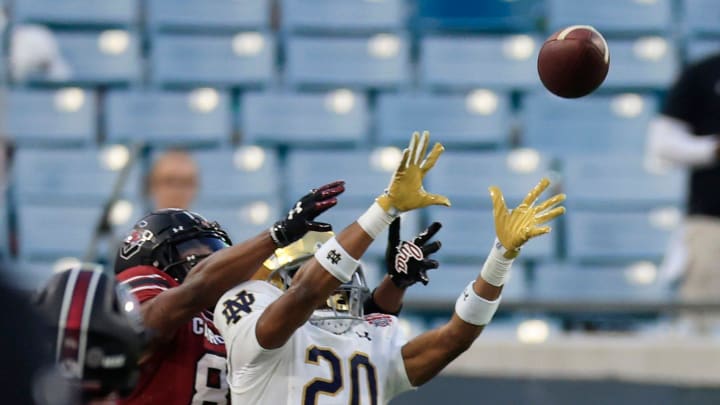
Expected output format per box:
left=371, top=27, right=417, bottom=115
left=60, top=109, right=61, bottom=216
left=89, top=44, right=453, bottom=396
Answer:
left=120, top=229, right=154, bottom=260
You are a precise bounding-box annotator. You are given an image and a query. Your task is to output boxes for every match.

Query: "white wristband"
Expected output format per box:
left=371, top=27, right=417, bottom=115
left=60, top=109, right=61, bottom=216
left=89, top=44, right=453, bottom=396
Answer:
left=479, top=238, right=516, bottom=287
left=455, top=281, right=501, bottom=326
left=357, top=202, right=397, bottom=239
left=315, top=236, right=359, bottom=283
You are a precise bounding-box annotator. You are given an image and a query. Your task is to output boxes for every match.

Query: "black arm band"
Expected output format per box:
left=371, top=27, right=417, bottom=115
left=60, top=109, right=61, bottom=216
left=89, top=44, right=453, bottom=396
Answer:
left=362, top=288, right=402, bottom=316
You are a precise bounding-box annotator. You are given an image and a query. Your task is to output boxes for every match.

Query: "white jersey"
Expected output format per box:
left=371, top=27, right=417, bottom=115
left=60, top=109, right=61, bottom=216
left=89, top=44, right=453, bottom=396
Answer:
left=214, top=280, right=415, bottom=405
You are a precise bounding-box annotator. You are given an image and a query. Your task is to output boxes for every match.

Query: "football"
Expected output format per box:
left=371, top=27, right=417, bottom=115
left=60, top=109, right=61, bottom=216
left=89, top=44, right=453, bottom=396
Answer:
left=537, top=25, right=610, bottom=98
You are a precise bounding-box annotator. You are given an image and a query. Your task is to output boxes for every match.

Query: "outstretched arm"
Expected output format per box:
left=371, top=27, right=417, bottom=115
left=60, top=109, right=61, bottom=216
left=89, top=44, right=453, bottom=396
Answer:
left=401, top=178, right=566, bottom=386
left=255, top=131, right=451, bottom=349
left=365, top=218, right=442, bottom=315
left=139, top=181, right=345, bottom=343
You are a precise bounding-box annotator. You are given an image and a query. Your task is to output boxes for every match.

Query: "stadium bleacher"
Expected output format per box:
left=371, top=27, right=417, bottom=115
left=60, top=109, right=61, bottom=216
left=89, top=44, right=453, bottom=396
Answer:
left=0, top=0, right=703, bottom=320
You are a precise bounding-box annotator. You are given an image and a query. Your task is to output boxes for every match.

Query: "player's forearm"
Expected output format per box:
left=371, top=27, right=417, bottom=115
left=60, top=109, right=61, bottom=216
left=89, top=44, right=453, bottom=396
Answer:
left=366, top=276, right=405, bottom=314
left=184, top=232, right=277, bottom=309
left=256, top=222, right=374, bottom=349
left=402, top=315, right=483, bottom=386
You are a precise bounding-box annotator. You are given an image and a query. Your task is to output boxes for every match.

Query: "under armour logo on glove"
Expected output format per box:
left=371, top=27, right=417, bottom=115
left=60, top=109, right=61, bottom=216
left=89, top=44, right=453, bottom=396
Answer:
left=327, top=250, right=342, bottom=264
left=269, top=181, right=345, bottom=248
left=385, top=217, right=443, bottom=289
left=287, top=202, right=303, bottom=220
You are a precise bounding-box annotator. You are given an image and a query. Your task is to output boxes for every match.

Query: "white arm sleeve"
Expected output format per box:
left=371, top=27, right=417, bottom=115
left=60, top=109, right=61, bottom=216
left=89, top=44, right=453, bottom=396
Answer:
left=647, top=115, right=718, bottom=167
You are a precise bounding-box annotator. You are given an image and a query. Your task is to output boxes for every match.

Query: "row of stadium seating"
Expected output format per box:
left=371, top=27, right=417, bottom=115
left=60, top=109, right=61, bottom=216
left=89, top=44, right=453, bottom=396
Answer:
left=0, top=31, right=698, bottom=90
left=5, top=0, right=720, bottom=37
left=5, top=89, right=658, bottom=155
left=3, top=146, right=683, bottom=264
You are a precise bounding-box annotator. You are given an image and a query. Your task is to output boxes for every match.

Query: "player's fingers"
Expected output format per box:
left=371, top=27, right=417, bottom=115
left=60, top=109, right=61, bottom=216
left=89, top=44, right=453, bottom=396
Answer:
left=521, top=177, right=551, bottom=207
left=316, top=182, right=346, bottom=199
left=489, top=186, right=509, bottom=215
left=535, top=206, right=566, bottom=224
left=528, top=226, right=551, bottom=239
left=535, top=193, right=566, bottom=213
left=306, top=221, right=333, bottom=232
left=314, top=180, right=345, bottom=193
left=397, top=147, right=410, bottom=171
left=423, top=193, right=451, bottom=208
left=312, top=198, right=338, bottom=215
left=418, top=268, right=431, bottom=285
left=421, top=240, right=442, bottom=256
left=414, top=222, right=442, bottom=246
left=407, top=132, right=419, bottom=167
left=415, top=130, right=430, bottom=167
left=420, top=142, right=444, bottom=173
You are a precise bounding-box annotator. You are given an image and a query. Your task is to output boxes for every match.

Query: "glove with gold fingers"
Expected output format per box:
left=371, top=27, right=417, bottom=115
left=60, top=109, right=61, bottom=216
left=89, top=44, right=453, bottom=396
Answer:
left=358, top=131, right=451, bottom=239
left=481, top=177, right=566, bottom=287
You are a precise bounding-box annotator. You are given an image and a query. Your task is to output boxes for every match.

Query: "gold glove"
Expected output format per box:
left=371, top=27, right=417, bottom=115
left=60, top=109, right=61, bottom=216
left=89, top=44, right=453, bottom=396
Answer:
left=489, top=177, right=566, bottom=259
left=377, top=131, right=451, bottom=213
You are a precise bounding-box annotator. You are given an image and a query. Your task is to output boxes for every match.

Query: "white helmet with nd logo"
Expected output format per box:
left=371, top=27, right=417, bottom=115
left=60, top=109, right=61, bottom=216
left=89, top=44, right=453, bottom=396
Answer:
left=264, top=231, right=370, bottom=335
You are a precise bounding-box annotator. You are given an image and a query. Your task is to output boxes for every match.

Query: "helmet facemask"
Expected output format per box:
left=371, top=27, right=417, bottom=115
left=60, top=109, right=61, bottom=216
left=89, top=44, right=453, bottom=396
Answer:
left=161, top=236, right=230, bottom=282
left=268, top=254, right=370, bottom=335
left=309, top=270, right=369, bottom=335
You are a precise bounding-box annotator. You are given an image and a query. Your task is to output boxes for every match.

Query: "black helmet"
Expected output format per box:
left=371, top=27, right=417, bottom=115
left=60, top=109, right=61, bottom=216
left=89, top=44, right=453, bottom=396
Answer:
left=33, top=265, right=146, bottom=400
left=114, top=209, right=232, bottom=282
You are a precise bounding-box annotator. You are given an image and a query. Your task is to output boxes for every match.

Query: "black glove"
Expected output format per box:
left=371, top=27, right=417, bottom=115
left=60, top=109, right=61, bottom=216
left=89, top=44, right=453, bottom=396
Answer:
left=270, top=180, right=345, bottom=247
left=385, top=217, right=442, bottom=289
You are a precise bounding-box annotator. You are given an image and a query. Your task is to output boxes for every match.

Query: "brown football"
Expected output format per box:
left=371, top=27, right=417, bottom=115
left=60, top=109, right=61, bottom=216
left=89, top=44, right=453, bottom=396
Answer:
left=537, top=25, right=610, bottom=98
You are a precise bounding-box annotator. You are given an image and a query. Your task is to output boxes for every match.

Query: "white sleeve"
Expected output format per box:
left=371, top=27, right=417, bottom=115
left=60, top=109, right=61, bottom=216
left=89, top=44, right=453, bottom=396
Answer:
left=647, top=115, right=718, bottom=167
left=384, top=321, right=416, bottom=401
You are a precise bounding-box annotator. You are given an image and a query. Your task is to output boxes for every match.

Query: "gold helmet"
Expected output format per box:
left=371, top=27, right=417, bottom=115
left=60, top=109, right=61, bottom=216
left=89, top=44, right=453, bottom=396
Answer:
left=264, top=231, right=369, bottom=334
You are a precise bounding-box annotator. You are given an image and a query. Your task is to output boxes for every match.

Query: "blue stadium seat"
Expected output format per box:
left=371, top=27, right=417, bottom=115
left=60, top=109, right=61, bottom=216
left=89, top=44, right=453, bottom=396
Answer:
left=37, top=31, right=141, bottom=85
left=106, top=90, right=231, bottom=146
left=17, top=204, right=102, bottom=260
left=285, top=35, right=410, bottom=90
left=404, top=263, right=527, bottom=307
left=684, top=0, right=720, bottom=37
left=241, top=91, right=368, bottom=147
left=415, top=0, right=542, bottom=33
left=547, top=0, right=672, bottom=35
left=189, top=147, right=280, bottom=205
left=151, top=32, right=275, bottom=88
left=522, top=91, right=658, bottom=156
left=281, top=0, right=405, bottom=33
left=193, top=201, right=280, bottom=244
left=311, top=205, right=421, bottom=259
left=603, top=38, right=678, bottom=89
left=427, top=207, right=554, bottom=262
left=148, top=0, right=269, bottom=31
left=686, top=38, right=720, bottom=63
left=13, top=148, right=142, bottom=204
left=562, top=155, right=685, bottom=210
left=13, top=0, right=138, bottom=26
left=566, top=210, right=678, bottom=262
left=376, top=91, right=511, bottom=148
left=4, top=88, right=96, bottom=146
left=419, top=35, right=540, bottom=91
left=426, top=150, right=553, bottom=208
left=531, top=263, right=673, bottom=302
left=286, top=149, right=398, bottom=205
